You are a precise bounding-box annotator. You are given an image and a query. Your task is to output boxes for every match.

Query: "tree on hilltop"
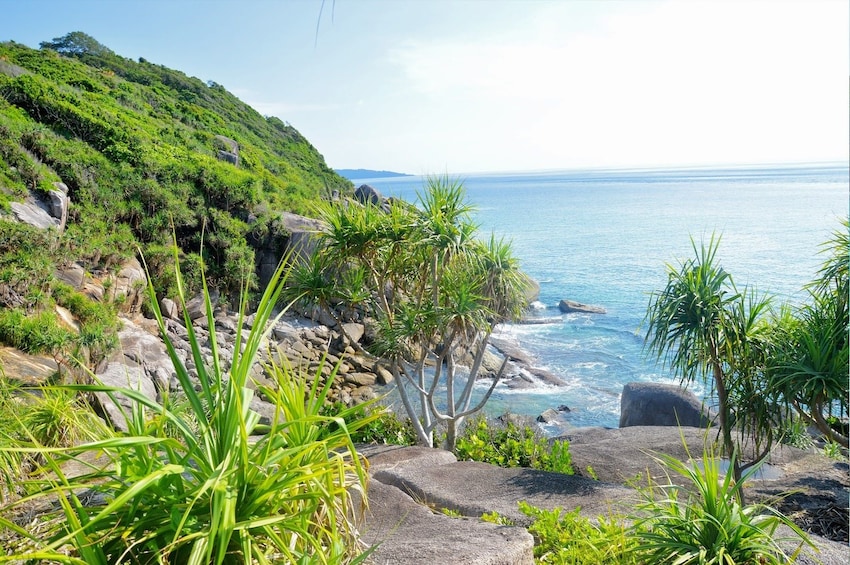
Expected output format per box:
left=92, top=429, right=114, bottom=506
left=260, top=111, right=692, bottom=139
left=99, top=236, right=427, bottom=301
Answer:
left=40, top=31, right=114, bottom=57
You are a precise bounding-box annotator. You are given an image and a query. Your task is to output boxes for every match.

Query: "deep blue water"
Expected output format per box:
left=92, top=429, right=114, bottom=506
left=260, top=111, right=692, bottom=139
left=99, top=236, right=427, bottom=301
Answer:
left=362, top=164, right=849, bottom=430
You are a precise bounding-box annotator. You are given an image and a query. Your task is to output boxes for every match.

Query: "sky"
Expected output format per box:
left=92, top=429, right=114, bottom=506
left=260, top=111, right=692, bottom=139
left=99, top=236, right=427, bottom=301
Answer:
left=2, top=0, right=848, bottom=174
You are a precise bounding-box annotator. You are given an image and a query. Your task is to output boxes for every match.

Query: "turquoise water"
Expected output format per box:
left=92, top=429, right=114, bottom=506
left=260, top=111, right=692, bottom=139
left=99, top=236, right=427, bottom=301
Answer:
left=361, top=164, right=849, bottom=430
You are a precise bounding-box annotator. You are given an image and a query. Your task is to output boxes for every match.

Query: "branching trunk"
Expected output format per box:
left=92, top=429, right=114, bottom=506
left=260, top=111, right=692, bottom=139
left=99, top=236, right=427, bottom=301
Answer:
left=811, top=397, right=850, bottom=448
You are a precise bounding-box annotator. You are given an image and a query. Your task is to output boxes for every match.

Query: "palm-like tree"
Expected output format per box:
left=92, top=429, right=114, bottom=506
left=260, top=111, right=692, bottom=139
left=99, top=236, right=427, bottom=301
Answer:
left=644, top=235, right=774, bottom=486
left=766, top=219, right=848, bottom=447
left=291, top=176, right=528, bottom=451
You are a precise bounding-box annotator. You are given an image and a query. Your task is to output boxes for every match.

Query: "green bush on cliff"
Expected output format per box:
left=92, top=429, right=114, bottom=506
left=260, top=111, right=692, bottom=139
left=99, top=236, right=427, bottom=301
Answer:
left=0, top=33, right=352, bottom=309
left=0, top=32, right=354, bottom=369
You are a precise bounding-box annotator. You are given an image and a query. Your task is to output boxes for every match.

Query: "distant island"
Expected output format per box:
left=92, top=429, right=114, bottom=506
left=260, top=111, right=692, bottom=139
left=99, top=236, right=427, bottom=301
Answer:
left=335, top=168, right=413, bottom=180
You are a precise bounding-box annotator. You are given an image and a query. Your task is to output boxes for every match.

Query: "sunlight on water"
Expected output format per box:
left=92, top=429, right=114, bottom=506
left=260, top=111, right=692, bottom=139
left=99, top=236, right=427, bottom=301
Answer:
left=365, top=165, right=848, bottom=430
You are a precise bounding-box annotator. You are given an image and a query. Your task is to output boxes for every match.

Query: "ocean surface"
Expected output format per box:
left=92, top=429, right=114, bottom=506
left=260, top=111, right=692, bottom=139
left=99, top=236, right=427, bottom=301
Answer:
left=359, top=164, right=848, bottom=431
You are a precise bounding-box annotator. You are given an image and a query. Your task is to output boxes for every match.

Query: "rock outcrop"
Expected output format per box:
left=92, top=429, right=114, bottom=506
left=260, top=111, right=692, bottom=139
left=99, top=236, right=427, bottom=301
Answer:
left=214, top=134, right=239, bottom=166
left=618, top=381, right=715, bottom=428
left=55, top=257, right=147, bottom=315
left=558, top=299, right=606, bottom=314
left=85, top=307, right=387, bottom=431
left=8, top=182, right=69, bottom=232
left=253, top=211, right=325, bottom=291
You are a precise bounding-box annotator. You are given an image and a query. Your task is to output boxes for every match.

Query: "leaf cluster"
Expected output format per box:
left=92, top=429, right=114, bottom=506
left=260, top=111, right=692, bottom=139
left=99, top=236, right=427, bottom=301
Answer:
left=455, top=416, right=574, bottom=474
left=630, top=445, right=813, bottom=564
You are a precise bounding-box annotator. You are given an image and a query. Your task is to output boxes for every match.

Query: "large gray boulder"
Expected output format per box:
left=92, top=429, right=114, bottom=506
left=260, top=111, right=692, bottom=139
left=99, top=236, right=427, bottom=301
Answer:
left=7, top=183, right=70, bottom=232
left=354, top=184, right=384, bottom=207
left=9, top=199, right=56, bottom=230
left=369, top=446, right=631, bottom=527
left=558, top=299, right=606, bottom=314
left=619, top=381, right=714, bottom=428
left=359, top=479, right=534, bottom=565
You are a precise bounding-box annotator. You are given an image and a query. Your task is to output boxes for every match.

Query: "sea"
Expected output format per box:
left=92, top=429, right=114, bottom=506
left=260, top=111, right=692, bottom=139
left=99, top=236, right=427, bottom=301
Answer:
left=356, top=164, right=848, bottom=432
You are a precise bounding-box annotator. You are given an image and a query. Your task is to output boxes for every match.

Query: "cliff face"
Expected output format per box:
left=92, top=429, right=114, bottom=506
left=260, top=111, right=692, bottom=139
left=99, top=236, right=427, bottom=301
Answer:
left=0, top=33, right=351, bottom=301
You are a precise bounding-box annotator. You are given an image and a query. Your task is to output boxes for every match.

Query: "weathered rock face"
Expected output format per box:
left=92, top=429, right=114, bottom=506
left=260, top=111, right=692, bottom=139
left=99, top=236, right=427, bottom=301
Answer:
left=214, top=134, right=239, bottom=166
left=558, top=299, right=606, bottom=314
left=7, top=182, right=70, bottom=232
left=619, top=381, right=715, bottom=428
left=0, top=346, right=59, bottom=385
left=47, top=182, right=69, bottom=231
left=54, top=258, right=147, bottom=315
left=94, top=320, right=173, bottom=432
left=111, top=257, right=146, bottom=314
left=254, top=212, right=325, bottom=291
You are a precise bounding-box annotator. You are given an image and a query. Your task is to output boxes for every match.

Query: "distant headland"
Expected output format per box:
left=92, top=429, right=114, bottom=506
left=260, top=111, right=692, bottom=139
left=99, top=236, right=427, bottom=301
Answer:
left=335, top=168, right=413, bottom=180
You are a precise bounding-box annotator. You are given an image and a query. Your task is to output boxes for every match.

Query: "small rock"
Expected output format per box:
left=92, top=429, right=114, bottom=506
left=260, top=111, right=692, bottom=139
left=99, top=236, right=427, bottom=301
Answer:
left=375, top=365, right=394, bottom=385
left=160, top=298, right=179, bottom=320
left=537, top=408, right=561, bottom=423
left=344, top=372, right=378, bottom=387
left=558, top=299, right=606, bottom=314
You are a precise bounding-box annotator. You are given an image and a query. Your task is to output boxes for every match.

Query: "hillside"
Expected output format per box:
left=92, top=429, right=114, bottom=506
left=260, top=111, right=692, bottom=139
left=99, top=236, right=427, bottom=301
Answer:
left=0, top=32, right=351, bottom=302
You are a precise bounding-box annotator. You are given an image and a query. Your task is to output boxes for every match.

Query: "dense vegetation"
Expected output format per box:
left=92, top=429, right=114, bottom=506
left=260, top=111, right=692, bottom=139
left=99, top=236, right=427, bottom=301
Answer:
left=0, top=255, right=377, bottom=563
left=644, top=221, right=849, bottom=494
left=0, top=32, right=350, bottom=305
left=286, top=177, right=533, bottom=450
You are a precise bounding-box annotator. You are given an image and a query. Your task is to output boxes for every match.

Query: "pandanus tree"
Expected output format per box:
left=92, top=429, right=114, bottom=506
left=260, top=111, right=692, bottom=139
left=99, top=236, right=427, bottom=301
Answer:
left=288, top=177, right=531, bottom=450
left=765, top=219, right=848, bottom=447
left=644, top=235, right=777, bottom=488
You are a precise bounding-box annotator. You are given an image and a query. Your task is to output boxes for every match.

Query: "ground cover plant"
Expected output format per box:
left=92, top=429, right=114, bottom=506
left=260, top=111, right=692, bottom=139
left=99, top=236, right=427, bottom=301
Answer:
left=0, top=253, right=376, bottom=564
left=455, top=415, right=573, bottom=474
left=516, top=503, right=636, bottom=565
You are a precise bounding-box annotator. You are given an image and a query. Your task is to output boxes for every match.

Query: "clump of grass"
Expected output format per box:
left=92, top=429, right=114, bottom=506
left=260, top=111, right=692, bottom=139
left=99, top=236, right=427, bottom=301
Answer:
left=628, top=443, right=814, bottom=564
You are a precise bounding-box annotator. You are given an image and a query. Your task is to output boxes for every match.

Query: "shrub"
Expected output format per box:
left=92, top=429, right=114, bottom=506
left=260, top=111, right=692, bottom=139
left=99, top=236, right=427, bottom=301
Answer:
left=353, top=407, right=417, bottom=446
left=455, top=415, right=573, bottom=474
left=518, top=502, right=636, bottom=564
left=0, top=308, right=72, bottom=355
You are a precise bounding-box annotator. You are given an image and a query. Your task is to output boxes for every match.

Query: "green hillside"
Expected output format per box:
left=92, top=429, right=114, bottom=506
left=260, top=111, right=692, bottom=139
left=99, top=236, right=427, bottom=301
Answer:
left=0, top=32, right=351, bottom=302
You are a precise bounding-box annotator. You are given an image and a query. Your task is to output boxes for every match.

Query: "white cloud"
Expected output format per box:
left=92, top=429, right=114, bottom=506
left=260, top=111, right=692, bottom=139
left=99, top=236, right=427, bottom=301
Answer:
left=384, top=0, right=848, bottom=170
